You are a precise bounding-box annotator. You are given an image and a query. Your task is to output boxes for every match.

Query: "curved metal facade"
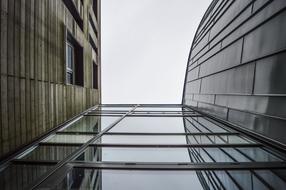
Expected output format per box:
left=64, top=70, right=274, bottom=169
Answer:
left=183, top=0, right=286, bottom=147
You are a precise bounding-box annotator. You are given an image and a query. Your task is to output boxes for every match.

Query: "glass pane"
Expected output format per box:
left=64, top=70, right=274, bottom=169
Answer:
left=197, top=117, right=232, bottom=132
left=219, top=135, right=253, bottom=144
left=189, top=147, right=282, bottom=162
left=62, top=116, right=121, bottom=132
left=43, top=134, right=94, bottom=144
left=53, top=169, right=204, bottom=190
left=18, top=145, right=79, bottom=161
left=255, top=170, right=286, bottom=190
left=135, top=107, right=182, bottom=111
left=51, top=169, right=286, bottom=190
left=110, top=117, right=186, bottom=133
left=187, top=117, right=229, bottom=133
left=76, top=147, right=191, bottom=162
left=187, top=135, right=252, bottom=144
left=0, top=164, right=53, bottom=190
left=236, top=147, right=284, bottom=162
left=97, top=107, right=134, bottom=111
left=67, top=45, right=73, bottom=69
left=96, top=135, right=188, bottom=144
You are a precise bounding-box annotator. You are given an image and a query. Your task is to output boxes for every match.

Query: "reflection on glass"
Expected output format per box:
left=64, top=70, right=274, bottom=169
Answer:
left=62, top=116, right=120, bottom=132
left=43, top=134, right=93, bottom=144
left=19, top=145, right=79, bottom=161
left=189, top=147, right=282, bottom=163
left=185, top=117, right=229, bottom=133
left=96, top=135, right=187, bottom=144
left=51, top=169, right=286, bottom=190
left=110, top=117, right=186, bottom=133
left=95, top=135, right=251, bottom=145
left=187, top=135, right=252, bottom=144
left=76, top=146, right=282, bottom=163
left=77, top=147, right=190, bottom=162
left=235, top=147, right=283, bottom=162
left=0, top=164, right=53, bottom=190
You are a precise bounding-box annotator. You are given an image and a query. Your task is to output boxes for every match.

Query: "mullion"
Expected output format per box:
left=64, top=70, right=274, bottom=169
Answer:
left=56, top=131, right=240, bottom=136
left=127, top=114, right=201, bottom=117
left=91, top=143, right=262, bottom=148
left=69, top=161, right=286, bottom=170
left=39, top=142, right=263, bottom=148
left=132, top=110, right=196, bottom=113
left=85, top=114, right=201, bottom=117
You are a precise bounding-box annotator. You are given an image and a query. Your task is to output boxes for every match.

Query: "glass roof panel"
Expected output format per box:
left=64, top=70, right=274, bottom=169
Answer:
left=52, top=168, right=286, bottom=190
left=62, top=116, right=121, bottom=132
left=96, top=107, right=134, bottom=111
left=95, top=135, right=188, bottom=144
left=189, top=147, right=282, bottom=162
left=135, top=107, right=183, bottom=111
left=43, top=134, right=94, bottom=144
left=77, top=147, right=191, bottom=162
left=110, top=117, right=186, bottom=133
left=18, top=145, right=80, bottom=161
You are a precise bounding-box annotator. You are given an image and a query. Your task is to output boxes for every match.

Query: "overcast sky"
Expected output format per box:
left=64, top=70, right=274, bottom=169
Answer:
left=101, top=0, right=212, bottom=104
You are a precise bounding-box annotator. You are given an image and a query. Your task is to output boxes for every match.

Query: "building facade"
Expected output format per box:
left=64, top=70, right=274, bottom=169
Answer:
left=183, top=0, right=286, bottom=148
left=0, top=0, right=101, bottom=160
left=1, top=0, right=286, bottom=189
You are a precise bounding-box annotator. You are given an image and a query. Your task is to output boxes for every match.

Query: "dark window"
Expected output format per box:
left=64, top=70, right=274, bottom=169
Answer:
left=93, top=0, right=98, bottom=18
left=93, top=62, right=98, bottom=89
left=62, top=0, right=83, bottom=30
left=66, top=31, right=84, bottom=86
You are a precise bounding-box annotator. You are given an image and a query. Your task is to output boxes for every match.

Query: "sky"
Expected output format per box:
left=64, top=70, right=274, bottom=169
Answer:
left=101, top=0, right=212, bottom=104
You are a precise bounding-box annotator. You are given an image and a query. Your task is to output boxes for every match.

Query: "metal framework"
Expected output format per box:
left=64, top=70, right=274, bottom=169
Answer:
left=0, top=104, right=286, bottom=189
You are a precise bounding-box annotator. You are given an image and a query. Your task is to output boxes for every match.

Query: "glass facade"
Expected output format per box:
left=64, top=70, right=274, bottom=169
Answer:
left=1, top=105, right=286, bottom=189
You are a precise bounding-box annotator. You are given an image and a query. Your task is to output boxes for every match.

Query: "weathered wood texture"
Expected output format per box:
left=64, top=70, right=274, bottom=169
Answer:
left=0, top=0, right=100, bottom=159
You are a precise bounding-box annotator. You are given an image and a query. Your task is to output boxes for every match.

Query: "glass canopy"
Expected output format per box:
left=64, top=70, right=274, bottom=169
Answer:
left=0, top=104, right=286, bottom=189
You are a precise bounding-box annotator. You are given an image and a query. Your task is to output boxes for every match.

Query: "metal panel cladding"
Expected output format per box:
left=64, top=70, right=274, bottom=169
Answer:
left=182, top=0, right=286, bottom=147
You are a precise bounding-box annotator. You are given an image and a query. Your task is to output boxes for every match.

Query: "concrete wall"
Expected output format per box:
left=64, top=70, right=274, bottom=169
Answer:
left=0, top=0, right=101, bottom=159
left=183, top=0, right=286, bottom=146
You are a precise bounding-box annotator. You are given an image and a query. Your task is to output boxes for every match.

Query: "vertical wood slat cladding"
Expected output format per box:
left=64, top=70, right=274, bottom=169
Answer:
left=0, top=0, right=100, bottom=159
left=183, top=0, right=286, bottom=146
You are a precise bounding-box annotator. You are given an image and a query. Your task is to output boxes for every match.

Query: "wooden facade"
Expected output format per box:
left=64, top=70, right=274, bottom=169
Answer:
left=0, top=0, right=101, bottom=160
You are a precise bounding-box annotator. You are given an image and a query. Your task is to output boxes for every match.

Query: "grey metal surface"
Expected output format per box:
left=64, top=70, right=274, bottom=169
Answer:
left=183, top=0, right=286, bottom=147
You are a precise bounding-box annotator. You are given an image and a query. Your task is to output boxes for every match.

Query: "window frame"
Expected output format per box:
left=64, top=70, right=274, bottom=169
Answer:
left=66, top=42, right=75, bottom=85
